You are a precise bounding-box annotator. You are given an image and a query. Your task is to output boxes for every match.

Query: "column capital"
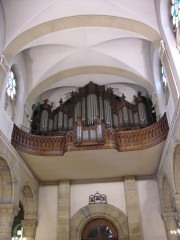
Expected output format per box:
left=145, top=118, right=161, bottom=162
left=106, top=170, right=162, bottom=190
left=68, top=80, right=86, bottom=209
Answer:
left=162, top=212, right=176, bottom=221
left=0, top=204, right=20, bottom=240
left=0, top=204, right=19, bottom=219
left=174, top=193, right=180, bottom=213
left=21, top=219, right=37, bottom=239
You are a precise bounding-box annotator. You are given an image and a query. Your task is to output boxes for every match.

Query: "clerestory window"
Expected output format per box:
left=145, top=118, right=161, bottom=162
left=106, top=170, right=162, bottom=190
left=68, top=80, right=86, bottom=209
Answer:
left=6, top=68, right=17, bottom=100
left=170, top=0, right=180, bottom=30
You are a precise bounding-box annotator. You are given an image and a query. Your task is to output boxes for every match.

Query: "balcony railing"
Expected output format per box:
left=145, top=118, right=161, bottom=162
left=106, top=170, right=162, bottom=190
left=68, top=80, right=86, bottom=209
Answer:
left=11, top=113, right=169, bottom=156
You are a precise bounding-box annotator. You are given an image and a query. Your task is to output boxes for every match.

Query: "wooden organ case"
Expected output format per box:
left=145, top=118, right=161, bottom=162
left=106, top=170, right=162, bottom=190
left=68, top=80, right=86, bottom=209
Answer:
left=31, top=82, right=156, bottom=146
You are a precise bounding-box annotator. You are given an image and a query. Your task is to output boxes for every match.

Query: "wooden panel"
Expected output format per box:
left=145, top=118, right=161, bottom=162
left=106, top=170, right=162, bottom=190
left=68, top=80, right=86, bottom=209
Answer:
left=11, top=113, right=169, bottom=156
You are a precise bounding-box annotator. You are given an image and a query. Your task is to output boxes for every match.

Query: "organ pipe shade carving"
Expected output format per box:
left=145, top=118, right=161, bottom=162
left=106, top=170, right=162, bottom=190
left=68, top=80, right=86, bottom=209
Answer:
left=31, top=82, right=157, bottom=136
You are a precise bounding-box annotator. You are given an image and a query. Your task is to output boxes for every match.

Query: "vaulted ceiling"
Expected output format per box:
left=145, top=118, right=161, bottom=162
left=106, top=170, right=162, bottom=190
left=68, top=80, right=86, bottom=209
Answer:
left=1, top=0, right=165, bottom=181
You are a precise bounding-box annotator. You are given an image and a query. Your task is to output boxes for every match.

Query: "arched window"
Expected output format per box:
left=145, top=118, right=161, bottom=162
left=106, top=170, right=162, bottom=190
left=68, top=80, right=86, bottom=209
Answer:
left=6, top=68, right=17, bottom=100
left=170, top=0, right=180, bottom=30
left=82, top=218, right=118, bottom=240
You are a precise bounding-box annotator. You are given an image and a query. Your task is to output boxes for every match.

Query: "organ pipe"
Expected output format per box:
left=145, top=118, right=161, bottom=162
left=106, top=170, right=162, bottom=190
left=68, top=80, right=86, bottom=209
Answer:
left=31, top=82, right=156, bottom=135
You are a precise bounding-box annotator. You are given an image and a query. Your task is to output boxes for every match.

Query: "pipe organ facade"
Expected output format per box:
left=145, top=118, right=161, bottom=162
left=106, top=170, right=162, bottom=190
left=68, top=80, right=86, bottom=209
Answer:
left=31, top=82, right=156, bottom=137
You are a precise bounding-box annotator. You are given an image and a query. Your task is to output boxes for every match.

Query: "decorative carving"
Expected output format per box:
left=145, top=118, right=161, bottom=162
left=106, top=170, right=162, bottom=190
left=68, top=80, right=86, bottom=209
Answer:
left=30, top=82, right=157, bottom=135
left=21, top=219, right=37, bottom=238
left=11, top=113, right=169, bottom=156
left=89, top=192, right=107, bottom=204
left=0, top=204, right=19, bottom=217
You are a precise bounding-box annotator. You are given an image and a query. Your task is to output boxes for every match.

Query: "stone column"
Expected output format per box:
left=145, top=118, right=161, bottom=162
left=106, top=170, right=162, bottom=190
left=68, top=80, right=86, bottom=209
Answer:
left=21, top=219, right=37, bottom=240
left=57, top=180, right=70, bottom=240
left=124, top=176, right=143, bottom=240
left=162, top=212, right=179, bottom=240
left=0, top=204, right=19, bottom=240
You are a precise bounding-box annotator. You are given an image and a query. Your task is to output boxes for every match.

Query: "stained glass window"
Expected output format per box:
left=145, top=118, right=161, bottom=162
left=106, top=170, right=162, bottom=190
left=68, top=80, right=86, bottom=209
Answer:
left=170, top=0, right=180, bottom=29
left=6, top=69, right=16, bottom=100
left=161, top=65, right=168, bottom=88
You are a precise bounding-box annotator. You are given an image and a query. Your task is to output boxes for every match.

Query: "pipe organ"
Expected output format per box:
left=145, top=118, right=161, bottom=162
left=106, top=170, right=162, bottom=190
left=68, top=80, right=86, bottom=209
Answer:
left=31, top=82, right=156, bottom=143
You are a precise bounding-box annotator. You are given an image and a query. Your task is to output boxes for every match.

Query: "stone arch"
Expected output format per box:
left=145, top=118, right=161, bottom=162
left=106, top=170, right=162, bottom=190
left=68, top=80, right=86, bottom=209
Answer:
left=173, top=144, right=180, bottom=193
left=4, top=15, right=160, bottom=62
left=161, top=175, right=174, bottom=213
left=70, top=204, right=129, bottom=240
left=0, top=157, right=13, bottom=203
left=22, top=185, right=36, bottom=219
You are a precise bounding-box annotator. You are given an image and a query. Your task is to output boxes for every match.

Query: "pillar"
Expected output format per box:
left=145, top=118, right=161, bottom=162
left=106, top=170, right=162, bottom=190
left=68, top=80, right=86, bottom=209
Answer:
left=21, top=219, right=37, bottom=240
left=57, top=180, right=70, bottom=240
left=0, top=204, right=19, bottom=240
left=124, top=176, right=143, bottom=240
left=162, top=212, right=179, bottom=240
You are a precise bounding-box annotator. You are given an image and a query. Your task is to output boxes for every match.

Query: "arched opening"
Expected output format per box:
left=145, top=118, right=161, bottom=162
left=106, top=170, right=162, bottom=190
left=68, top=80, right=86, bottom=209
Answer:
left=70, top=204, right=129, bottom=240
left=82, top=218, right=118, bottom=240
left=0, top=157, right=13, bottom=202
left=23, top=185, right=36, bottom=219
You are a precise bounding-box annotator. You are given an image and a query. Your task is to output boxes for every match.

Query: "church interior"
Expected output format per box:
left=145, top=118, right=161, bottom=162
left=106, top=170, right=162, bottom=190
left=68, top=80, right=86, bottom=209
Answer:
left=0, top=1, right=180, bottom=240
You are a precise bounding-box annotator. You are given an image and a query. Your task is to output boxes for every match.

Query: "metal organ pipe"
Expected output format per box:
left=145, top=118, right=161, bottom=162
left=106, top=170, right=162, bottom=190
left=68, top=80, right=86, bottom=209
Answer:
left=99, top=96, right=104, bottom=121
left=82, top=98, right=86, bottom=125
left=58, top=111, right=63, bottom=130
left=40, top=110, right=48, bottom=133
left=104, top=100, right=112, bottom=126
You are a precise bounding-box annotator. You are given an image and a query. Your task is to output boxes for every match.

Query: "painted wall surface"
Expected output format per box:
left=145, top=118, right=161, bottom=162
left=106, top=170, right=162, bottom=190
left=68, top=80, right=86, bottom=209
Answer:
left=0, top=52, right=28, bottom=140
left=70, top=181, right=126, bottom=218
left=137, top=179, right=167, bottom=240
left=36, top=180, right=168, bottom=240
left=36, top=185, right=58, bottom=240
left=0, top=1, right=5, bottom=54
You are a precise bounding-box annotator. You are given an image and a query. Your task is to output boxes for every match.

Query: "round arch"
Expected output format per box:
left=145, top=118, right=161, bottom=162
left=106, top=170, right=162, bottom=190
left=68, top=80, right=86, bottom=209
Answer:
left=70, top=204, right=129, bottom=240
left=0, top=156, right=14, bottom=202
left=26, top=66, right=155, bottom=106
left=22, top=184, right=37, bottom=219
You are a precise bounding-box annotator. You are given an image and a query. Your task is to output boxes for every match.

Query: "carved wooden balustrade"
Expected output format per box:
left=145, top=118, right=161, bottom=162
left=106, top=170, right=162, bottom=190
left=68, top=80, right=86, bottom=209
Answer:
left=11, top=113, right=169, bottom=156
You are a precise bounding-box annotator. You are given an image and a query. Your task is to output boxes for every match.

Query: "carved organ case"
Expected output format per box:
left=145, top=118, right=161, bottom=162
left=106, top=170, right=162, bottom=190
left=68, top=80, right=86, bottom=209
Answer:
left=31, top=82, right=156, bottom=142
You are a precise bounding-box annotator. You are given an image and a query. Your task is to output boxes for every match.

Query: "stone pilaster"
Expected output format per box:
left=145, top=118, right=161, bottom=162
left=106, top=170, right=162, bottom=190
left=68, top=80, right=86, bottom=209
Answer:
left=57, top=180, right=70, bottom=240
left=21, top=219, right=37, bottom=240
left=162, top=212, right=179, bottom=240
left=0, top=204, right=19, bottom=240
left=124, top=176, right=143, bottom=240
